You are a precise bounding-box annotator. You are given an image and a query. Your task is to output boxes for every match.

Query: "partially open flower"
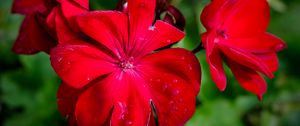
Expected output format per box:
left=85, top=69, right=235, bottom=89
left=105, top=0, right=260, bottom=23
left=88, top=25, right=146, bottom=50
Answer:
left=201, top=0, right=286, bottom=99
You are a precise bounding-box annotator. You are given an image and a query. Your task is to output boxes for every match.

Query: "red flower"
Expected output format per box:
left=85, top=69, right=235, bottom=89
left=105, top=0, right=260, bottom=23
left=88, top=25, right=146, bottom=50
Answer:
left=11, top=0, right=57, bottom=54
left=11, top=0, right=88, bottom=54
left=201, top=0, right=286, bottom=99
left=51, top=0, right=201, bottom=125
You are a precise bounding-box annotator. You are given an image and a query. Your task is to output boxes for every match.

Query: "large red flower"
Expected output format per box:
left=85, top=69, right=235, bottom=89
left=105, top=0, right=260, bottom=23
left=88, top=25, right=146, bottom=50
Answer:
left=51, top=0, right=201, bottom=125
left=201, top=0, right=286, bottom=99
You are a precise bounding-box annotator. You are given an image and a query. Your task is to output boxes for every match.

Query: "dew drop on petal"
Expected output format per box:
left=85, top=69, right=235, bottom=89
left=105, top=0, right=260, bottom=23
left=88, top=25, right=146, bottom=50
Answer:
left=65, top=115, right=69, bottom=119
left=173, top=89, right=180, bottom=95
left=163, top=83, right=168, bottom=91
left=57, top=57, right=63, bottom=62
left=148, top=26, right=155, bottom=31
left=179, top=98, right=184, bottom=102
left=214, top=38, right=220, bottom=43
left=173, top=79, right=178, bottom=83
left=139, top=37, right=146, bottom=41
left=120, top=113, right=126, bottom=120
left=169, top=101, right=175, bottom=105
left=166, top=39, right=171, bottom=43
left=126, top=121, right=133, bottom=125
left=188, top=64, right=193, bottom=70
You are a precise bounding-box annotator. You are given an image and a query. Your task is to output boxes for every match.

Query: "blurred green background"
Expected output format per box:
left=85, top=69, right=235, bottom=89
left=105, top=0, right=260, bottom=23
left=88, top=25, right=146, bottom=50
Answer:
left=1, top=0, right=299, bottom=126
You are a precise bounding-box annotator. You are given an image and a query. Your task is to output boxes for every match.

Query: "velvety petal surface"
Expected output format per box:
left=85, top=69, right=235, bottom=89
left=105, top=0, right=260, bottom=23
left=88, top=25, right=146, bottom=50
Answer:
left=128, top=0, right=156, bottom=44
left=55, top=8, right=85, bottom=44
left=201, top=0, right=270, bottom=38
left=226, top=33, right=287, bottom=53
left=76, top=11, right=129, bottom=58
left=75, top=70, right=155, bottom=126
left=72, top=0, right=89, bottom=9
left=139, top=48, right=201, bottom=125
left=131, top=20, right=185, bottom=58
left=227, top=60, right=267, bottom=100
left=206, top=48, right=227, bottom=91
left=12, top=0, right=47, bottom=14
left=13, top=14, right=56, bottom=54
left=219, top=43, right=274, bottom=78
left=256, top=52, right=279, bottom=72
left=60, top=0, right=88, bottom=31
left=57, top=82, right=82, bottom=126
left=50, top=44, right=117, bottom=88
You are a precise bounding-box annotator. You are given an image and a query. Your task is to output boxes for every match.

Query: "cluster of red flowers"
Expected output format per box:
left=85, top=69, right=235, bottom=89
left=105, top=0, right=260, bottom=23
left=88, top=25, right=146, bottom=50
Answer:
left=11, top=0, right=286, bottom=125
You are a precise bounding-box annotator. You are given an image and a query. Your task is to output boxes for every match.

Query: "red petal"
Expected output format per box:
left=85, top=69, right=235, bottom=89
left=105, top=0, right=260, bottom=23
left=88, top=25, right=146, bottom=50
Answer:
left=75, top=72, right=153, bottom=126
left=200, top=0, right=226, bottom=30
left=207, top=48, right=227, bottom=91
left=219, top=43, right=274, bottom=78
left=226, top=33, right=287, bottom=53
left=201, top=0, right=270, bottom=38
left=128, top=0, right=156, bottom=43
left=60, top=0, right=87, bottom=31
left=72, top=0, right=89, bottom=9
left=256, top=52, right=279, bottom=72
left=46, top=7, right=57, bottom=39
left=55, top=8, right=85, bottom=44
left=223, top=0, right=270, bottom=37
left=50, top=44, right=117, bottom=88
left=76, top=11, right=129, bottom=57
left=131, top=20, right=185, bottom=58
left=227, top=60, right=267, bottom=100
left=202, top=32, right=227, bottom=91
left=12, top=14, right=56, bottom=54
left=12, top=0, right=47, bottom=14
left=139, top=48, right=201, bottom=125
left=75, top=74, right=118, bottom=126
left=57, top=82, right=82, bottom=125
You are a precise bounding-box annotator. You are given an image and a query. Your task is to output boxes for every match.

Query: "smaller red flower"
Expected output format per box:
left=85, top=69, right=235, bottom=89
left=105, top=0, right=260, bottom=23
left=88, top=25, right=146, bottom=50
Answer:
left=11, top=0, right=88, bottom=54
left=201, top=0, right=286, bottom=99
left=11, top=0, right=57, bottom=54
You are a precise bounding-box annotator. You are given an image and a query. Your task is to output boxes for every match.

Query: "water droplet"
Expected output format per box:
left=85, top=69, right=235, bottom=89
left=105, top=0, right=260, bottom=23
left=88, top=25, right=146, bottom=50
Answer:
left=139, top=37, right=146, bottom=41
left=173, top=79, right=178, bottom=83
left=126, top=121, right=133, bottom=125
left=214, top=38, right=220, bottom=43
left=188, top=64, right=193, bottom=70
left=184, top=108, right=188, bottom=112
left=181, top=56, right=185, bottom=60
left=166, top=39, right=171, bottom=43
left=179, top=98, right=184, bottom=102
left=163, top=83, right=168, bottom=91
left=87, top=77, right=91, bottom=81
left=65, top=115, right=69, bottom=119
left=68, top=48, right=75, bottom=51
left=173, top=89, right=180, bottom=95
left=169, top=100, right=175, bottom=104
left=57, top=57, right=63, bottom=62
left=148, top=26, right=155, bottom=31
left=67, top=61, right=71, bottom=65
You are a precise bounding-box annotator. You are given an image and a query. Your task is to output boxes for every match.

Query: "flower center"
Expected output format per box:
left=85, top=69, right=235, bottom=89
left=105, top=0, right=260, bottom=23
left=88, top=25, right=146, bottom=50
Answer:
left=119, top=57, right=135, bottom=70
